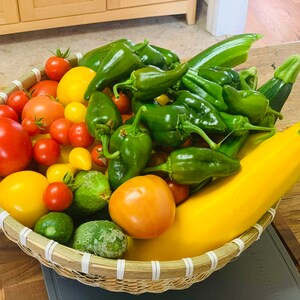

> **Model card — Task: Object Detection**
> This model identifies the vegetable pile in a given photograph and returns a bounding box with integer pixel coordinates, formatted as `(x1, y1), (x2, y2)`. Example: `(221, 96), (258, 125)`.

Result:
(0, 34), (300, 261)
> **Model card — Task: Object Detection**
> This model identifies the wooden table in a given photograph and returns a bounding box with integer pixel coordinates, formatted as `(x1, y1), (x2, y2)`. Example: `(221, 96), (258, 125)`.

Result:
(0, 42), (300, 300)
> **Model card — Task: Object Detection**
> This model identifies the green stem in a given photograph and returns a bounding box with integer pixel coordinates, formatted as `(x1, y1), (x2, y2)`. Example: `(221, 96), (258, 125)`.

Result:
(130, 105), (146, 135)
(113, 77), (136, 98)
(99, 134), (120, 159)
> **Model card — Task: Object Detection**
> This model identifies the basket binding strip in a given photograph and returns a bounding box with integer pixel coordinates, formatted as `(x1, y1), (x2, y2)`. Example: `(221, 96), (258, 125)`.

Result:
(0, 56), (279, 294)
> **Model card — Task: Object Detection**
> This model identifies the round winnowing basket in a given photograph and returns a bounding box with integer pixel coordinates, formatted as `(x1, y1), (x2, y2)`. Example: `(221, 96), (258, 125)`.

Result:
(0, 55), (279, 294)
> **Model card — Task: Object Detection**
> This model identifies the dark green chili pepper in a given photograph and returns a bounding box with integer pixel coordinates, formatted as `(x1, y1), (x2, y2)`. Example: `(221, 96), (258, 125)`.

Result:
(137, 43), (168, 69)
(108, 106), (152, 190)
(85, 91), (122, 159)
(222, 85), (283, 124)
(78, 38), (135, 72)
(140, 104), (220, 149)
(173, 90), (227, 133)
(131, 97), (160, 114)
(84, 40), (148, 100)
(113, 63), (189, 101)
(143, 146), (241, 185)
(150, 44), (180, 68)
(197, 66), (240, 87)
(180, 76), (228, 111)
(219, 111), (275, 137)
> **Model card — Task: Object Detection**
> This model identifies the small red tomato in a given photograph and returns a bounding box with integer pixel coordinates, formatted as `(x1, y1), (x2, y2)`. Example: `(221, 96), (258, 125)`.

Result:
(33, 138), (61, 166)
(91, 144), (108, 167)
(0, 105), (18, 121)
(21, 116), (44, 136)
(68, 122), (94, 148)
(45, 49), (71, 82)
(29, 80), (59, 98)
(165, 178), (190, 205)
(43, 181), (73, 211)
(111, 92), (131, 114)
(49, 118), (73, 145)
(6, 90), (30, 116)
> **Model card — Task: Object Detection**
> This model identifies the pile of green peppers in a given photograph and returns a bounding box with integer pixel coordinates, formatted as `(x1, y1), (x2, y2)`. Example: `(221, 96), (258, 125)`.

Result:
(80, 35), (300, 191)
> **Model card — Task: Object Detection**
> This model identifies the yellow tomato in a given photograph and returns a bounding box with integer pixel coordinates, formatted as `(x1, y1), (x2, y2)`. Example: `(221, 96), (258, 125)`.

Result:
(57, 66), (96, 106)
(64, 102), (87, 123)
(69, 147), (92, 171)
(0, 171), (49, 228)
(46, 163), (76, 183)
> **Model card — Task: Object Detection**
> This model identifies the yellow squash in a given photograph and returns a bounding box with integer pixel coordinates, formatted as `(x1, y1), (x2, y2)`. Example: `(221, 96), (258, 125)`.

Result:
(124, 122), (300, 261)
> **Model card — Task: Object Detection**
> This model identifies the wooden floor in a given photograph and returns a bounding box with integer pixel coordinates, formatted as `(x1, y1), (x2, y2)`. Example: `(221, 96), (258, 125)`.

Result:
(245, 0), (300, 47)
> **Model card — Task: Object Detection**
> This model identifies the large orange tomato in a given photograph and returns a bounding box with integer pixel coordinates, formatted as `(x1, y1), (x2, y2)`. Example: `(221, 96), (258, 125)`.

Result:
(22, 95), (65, 133)
(109, 175), (176, 239)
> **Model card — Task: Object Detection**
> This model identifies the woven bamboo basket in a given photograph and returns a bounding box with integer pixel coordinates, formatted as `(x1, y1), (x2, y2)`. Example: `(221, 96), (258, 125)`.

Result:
(0, 55), (280, 294)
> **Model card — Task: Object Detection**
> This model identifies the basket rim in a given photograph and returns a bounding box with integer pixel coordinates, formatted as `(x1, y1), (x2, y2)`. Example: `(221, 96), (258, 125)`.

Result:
(0, 56), (279, 293)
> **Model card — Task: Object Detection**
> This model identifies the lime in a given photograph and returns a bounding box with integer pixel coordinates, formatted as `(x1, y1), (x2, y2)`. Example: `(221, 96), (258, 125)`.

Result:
(34, 212), (74, 245)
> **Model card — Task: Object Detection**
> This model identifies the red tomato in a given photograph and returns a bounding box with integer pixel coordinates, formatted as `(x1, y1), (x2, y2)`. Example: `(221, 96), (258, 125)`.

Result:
(21, 116), (43, 136)
(91, 144), (108, 167)
(0, 105), (18, 121)
(33, 138), (61, 166)
(111, 92), (131, 114)
(6, 91), (30, 117)
(165, 178), (190, 205)
(29, 80), (58, 98)
(68, 122), (94, 148)
(45, 50), (71, 82)
(21, 95), (65, 133)
(0, 117), (33, 177)
(109, 175), (176, 239)
(43, 182), (73, 211)
(49, 118), (73, 145)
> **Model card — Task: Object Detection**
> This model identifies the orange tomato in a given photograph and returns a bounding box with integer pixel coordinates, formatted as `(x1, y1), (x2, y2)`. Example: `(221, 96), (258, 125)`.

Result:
(109, 174), (176, 239)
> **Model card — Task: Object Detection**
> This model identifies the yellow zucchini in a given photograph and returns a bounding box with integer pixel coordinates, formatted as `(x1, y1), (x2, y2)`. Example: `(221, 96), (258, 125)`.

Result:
(124, 122), (300, 261)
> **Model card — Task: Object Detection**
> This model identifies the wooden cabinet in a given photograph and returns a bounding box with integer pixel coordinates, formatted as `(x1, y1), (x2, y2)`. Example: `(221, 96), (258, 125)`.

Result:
(0, 0), (19, 25)
(0, 0), (197, 35)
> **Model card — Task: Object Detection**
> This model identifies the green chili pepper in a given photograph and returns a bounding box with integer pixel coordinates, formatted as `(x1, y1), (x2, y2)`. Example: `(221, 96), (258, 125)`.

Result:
(222, 85), (283, 124)
(108, 106), (152, 190)
(238, 67), (258, 90)
(143, 146), (240, 185)
(180, 76), (228, 111)
(78, 38), (135, 72)
(137, 43), (168, 69)
(84, 40), (148, 100)
(113, 63), (189, 101)
(140, 104), (220, 149)
(197, 66), (240, 87)
(188, 33), (263, 70)
(131, 97), (160, 114)
(173, 90), (227, 133)
(85, 91), (122, 159)
(150, 44), (180, 68)
(219, 112), (275, 136)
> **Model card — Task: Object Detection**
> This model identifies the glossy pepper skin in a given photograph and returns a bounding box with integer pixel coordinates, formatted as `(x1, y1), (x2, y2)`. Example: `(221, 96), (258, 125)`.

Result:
(140, 104), (220, 149)
(143, 146), (241, 185)
(78, 38), (135, 72)
(113, 63), (189, 101)
(136, 43), (167, 69)
(85, 91), (122, 159)
(222, 85), (283, 124)
(173, 90), (227, 133)
(84, 41), (148, 100)
(108, 106), (152, 190)
(150, 44), (180, 68)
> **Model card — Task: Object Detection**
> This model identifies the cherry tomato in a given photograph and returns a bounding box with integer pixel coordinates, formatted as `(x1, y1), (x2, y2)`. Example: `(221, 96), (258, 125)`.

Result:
(0, 171), (49, 228)
(0, 117), (33, 177)
(29, 80), (59, 98)
(49, 118), (73, 145)
(43, 181), (73, 211)
(33, 138), (61, 166)
(21, 116), (44, 136)
(68, 122), (94, 148)
(22, 95), (65, 133)
(64, 102), (87, 123)
(68, 147), (92, 171)
(6, 91), (30, 117)
(165, 178), (190, 205)
(46, 163), (76, 183)
(91, 144), (108, 167)
(111, 92), (131, 114)
(45, 49), (71, 81)
(121, 114), (132, 124)
(0, 104), (18, 121)
(109, 174), (176, 239)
